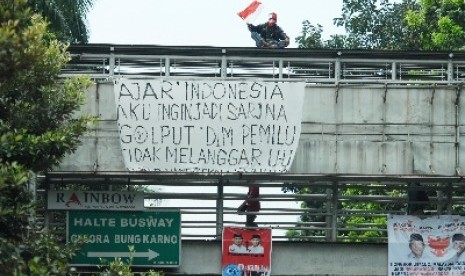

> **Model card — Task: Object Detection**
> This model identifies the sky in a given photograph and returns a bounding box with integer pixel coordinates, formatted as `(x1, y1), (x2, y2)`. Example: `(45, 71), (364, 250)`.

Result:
(87, 0), (345, 48)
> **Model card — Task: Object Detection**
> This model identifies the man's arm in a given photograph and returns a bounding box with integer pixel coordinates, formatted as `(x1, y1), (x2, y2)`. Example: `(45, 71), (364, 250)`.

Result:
(247, 23), (257, 32)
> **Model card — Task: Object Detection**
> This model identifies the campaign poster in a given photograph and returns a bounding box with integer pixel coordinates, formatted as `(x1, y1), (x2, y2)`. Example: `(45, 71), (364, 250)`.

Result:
(388, 215), (465, 275)
(222, 227), (272, 276)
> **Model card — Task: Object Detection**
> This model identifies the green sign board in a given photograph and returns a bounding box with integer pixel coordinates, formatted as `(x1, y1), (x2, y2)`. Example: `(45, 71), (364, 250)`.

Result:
(67, 210), (181, 267)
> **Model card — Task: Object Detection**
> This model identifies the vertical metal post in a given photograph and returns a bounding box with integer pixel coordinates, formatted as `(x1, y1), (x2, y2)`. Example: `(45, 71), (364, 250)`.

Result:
(391, 62), (397, 81)
(221, 49), (227, 78)
(287, 61), (291, 78)
(109, 46), (115, 76)
(216, 178), (224, 240)
(278, 59), (283, 79)
(329, 181), (339, 242)
(272, 61), (276, 78)
(325, 186), (332, 241)
(399, 63), (402, 81)
(165, 57), (171, 77)
(456, 85), (461, 176)
(93, 83), (100, 172)
(334, 51), (342, 82)
(448, 54), (454, 82)
(335, 58), (341, 82)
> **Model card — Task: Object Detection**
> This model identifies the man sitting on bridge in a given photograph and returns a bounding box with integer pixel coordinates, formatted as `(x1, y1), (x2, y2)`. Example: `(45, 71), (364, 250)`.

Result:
(247, 12), (290, 48)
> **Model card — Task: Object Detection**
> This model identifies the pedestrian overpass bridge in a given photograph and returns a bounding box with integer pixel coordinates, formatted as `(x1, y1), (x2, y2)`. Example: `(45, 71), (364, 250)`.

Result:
(47, 44), (465, 275)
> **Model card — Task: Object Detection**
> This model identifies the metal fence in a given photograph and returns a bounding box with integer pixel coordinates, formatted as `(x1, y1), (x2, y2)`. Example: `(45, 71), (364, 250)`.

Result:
(42, 172), (465, 243)
(62, 44), (465, 83)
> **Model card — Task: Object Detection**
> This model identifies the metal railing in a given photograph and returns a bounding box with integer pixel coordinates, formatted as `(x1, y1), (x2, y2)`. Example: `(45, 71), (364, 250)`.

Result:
(42, 172), (465, 243)
(62, 44), (465, 84)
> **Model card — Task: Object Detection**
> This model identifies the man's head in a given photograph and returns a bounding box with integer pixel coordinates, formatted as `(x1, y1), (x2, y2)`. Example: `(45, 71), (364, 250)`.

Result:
(267, 12), (277, 27)
(452, 233), (465, 255)
(233, 233), (243, 245)
(409, 233), (425, 258)
(251, 234), (261, 246)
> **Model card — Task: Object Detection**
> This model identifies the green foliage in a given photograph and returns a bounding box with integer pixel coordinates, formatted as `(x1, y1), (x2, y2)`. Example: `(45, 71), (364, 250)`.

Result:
(284, 183), (405, 242)
(338, 186), (391, 242)
(295, 20), (325, 48)
(0, 162), (31, 274)
(285, 229), (302, 240)
(0, 0), (95, 172)
(336, 0), (380, 49)
(22, 232), (83, 276)
(404, 0), (465, 50)
(100, 257), (134, 276)
(97, 246), (164, 276)
(331, 0), (421, 50)
(0, 0), (95, 274)
(297, 0), (415, 49)
(297, 0), (465, 51)
(0, 161), (31, 241)
(0, 162), (85, 275)
(28, 0), (94, 43)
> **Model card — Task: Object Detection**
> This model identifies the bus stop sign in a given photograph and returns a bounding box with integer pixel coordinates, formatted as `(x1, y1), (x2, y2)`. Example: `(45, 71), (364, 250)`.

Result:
(67, 210), (181, 267)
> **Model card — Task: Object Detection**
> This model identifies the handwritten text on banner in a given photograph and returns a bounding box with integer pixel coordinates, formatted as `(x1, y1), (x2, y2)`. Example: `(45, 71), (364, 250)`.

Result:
(114, 79), (305, 172)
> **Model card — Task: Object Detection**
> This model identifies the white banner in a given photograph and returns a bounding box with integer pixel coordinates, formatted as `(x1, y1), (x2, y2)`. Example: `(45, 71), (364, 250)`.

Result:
(48, 191), (144, 210)
(114, 78), (305, 172)
(388, 215), (465, 275)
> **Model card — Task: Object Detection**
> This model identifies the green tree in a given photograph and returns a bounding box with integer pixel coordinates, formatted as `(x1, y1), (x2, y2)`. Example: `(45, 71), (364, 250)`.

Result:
(405, 0), (465, 50)
(297, 0), (421, 50)
(0, 0), (94, 274)
(298, 0), (465, 51)
(28, 0), (94, 43)
(295, 20), (325, 48)
(337, 185), (403, 242)
(335, 0), (380, 49)
(295, 20), (347, 49)
(333, 0), (419, 49)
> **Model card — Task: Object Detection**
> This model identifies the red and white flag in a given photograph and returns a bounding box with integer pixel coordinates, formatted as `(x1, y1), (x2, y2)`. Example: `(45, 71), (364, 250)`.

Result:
(237, 0), (263, 23)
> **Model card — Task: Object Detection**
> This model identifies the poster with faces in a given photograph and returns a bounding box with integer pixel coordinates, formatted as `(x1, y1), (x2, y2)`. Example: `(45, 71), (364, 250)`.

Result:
(388, 215), (465, 275)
